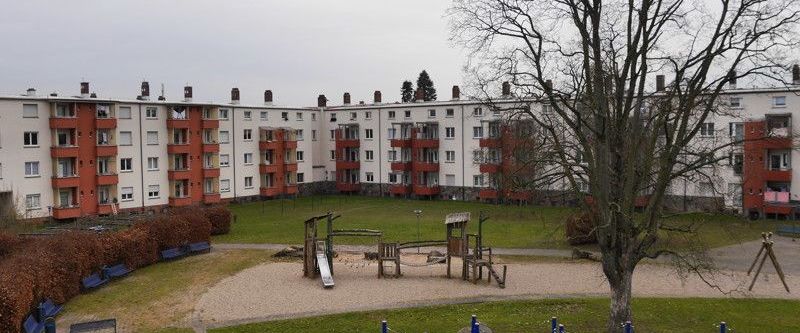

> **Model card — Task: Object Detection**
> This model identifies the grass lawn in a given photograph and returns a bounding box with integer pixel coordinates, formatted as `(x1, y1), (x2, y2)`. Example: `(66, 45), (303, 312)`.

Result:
(215, 195), (782, 249)
(210, 297), (800, 333)
(56, 249), (274, 333)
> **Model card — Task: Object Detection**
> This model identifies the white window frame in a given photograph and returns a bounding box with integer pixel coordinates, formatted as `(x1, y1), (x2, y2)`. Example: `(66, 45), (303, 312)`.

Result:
(244, 176), (254, 189)
(220, 154), (230, 167)
(220, 179), (231, 192)
(243, 129), (253, 141)
(146, 131), (159, 145)
(145, 107), (158, 119)
(24, 161), (40, 177)
(121, 187), (134, 201)
(23, 131), (39, 147)
(120, 158), (133, 172)
(26, 194), (41, 210)
(147, 157), (159, 171)
(23, 104), (39, 118)
(148, 185), (160, 199)
(244, 153), (253, 165)
(445, 151), (456, 162)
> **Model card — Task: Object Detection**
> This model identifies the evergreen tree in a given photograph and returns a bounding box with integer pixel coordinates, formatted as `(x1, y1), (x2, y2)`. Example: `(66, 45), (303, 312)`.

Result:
(416, 70), (437, 101)
(401, 81), (414, 102)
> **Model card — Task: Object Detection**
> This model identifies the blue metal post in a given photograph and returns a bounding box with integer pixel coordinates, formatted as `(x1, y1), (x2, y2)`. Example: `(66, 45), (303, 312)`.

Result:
(558, 324), (565, 333)
(719, 322), (727, 333)
(624, 321), (633, 333)
(551, 317), (558, 333)
(381, 320), (387, 333)
(472, 321), (480, 333)
(471, 314), (477, 328)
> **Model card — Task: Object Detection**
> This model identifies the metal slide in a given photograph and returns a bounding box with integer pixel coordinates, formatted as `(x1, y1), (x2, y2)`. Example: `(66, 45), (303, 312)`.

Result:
(316, 241), (335, 288)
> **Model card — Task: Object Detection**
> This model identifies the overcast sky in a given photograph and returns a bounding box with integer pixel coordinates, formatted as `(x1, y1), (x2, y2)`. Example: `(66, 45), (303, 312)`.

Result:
(0, 1), (466, 106)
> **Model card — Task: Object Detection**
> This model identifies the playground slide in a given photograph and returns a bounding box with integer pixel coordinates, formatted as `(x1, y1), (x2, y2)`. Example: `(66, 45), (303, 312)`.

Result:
(316, 251), (335, 288)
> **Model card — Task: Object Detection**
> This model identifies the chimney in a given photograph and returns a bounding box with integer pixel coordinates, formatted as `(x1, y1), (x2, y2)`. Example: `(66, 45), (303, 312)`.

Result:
(373, 90), (382, 104)
(793, 64), (800, 85)
(50, 92), (58, 97)
(158, 95), (166, 101)
(502, 81), (511, 97)
(90, 92), (97, 98)
(728, 70), (737, 89)
(140, 81), (150, 100)
(544, 80), (553, 93)
(184, 86), (193, 102)
(80, 82), (90, 98)
(414, 87), (424, 102)
(343, 92), (351, 105)
(359, 101), (365, 105)
(452, 85), (460, 100)
(656, 75), (665, 92)
(231, 88), (240, 105)
(264, 90), (273, 106)
(317, 94), (327, 107)
(26, 88), (36, 97)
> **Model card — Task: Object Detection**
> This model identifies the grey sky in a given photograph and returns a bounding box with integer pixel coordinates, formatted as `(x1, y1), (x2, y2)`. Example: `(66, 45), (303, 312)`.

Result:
(0, 1), (465, 106)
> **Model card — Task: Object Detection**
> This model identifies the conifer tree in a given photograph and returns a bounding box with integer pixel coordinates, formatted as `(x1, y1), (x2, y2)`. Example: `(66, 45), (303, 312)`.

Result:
(416, 70), (437, 101)
(401, 81), (414, 102)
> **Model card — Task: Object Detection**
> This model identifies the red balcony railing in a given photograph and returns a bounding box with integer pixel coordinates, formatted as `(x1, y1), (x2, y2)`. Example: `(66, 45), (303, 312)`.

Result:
(52, 206), (81, 219)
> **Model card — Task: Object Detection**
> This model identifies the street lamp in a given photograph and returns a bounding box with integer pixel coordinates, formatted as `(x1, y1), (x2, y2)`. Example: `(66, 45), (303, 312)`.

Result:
(413, 209), (423, 254)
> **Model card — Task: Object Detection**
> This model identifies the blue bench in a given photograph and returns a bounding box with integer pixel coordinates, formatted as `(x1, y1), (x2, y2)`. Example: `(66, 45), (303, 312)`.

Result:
(161, 247), (186, 261)
(777, 225), (800, 237)
(23, 314), (44, 333)
(81, 273), (109, 290)
(103, 263), (131, 279)
(38, 298), (62, 318)
(187, 241), (211, 254)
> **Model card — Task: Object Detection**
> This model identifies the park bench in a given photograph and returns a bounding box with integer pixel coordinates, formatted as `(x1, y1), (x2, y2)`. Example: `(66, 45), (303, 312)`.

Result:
(776, 225), (800, 237)
(23, 314), (44, 333)
(187, 241), (211, 254)
(38, 298), (63, 318)
(81, 273), (109, 290)
(70, 319), (117, 333)
(103, 264), (131, 279)
(160, 247), (186, 261)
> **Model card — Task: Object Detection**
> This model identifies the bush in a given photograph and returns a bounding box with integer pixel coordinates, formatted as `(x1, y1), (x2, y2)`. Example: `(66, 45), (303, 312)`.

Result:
(565, 211), (598, 245)
(204, 205), (231, 235)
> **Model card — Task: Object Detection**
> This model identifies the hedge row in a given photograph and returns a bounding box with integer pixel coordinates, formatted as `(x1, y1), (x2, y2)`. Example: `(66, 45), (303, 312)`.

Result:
(0, 205), (230, 333)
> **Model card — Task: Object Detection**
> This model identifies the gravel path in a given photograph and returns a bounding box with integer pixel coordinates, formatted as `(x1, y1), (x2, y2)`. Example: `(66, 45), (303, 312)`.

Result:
(214, 243), (582, 258)
(193, 254), (799, 330)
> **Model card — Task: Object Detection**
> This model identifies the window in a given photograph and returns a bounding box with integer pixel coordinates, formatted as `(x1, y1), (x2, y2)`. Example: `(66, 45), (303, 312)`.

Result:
(700, 123), (715, 137)
(330, 113), (337, 122)
(220, 179), (231, 192)
(296, 130), (304, 141)
(730, 97), (742, 108)
(773, 96), (786, 107)
(219, 109), (229, 120)
(446, 109), (454, 117)
(445, 127), (455, 138)
(445, 151), (455, 162)
(365, 150), (374, 161)
(472, 126), (484, 138)
(243, 129), (252, 141)
(244, 176), (254, 188)
(23, 132), (38, 147)
(312, 113), (317, 121)
(330, 130), (336, 140)
(120, 158), (133, 172)
(446, 174), (455, 186)
(729, 122), (744, 142)
(312, 130), (318, 141)
(147, 157), (159, 170)
(330, 150), (336, 160)
(24, 161), (39, 177)
(350, 112), (357, 120)
(365, 129), (374, 139)
(119, 131), (132, 145)
(243, 110), (252, 120)
(244, 153), (253, 165)
(146, 131), (159, 145)
(204, 179), (214, 194)
(387, 128), (396, 139)
(366, 172), (374, 182)
(404, 110), (411, 118)
(389, 173), (398, 183)
(388, 111), (396, 119)
(473, 175), (484, 186)
(730, 153), (743, 175)
(388, 150), (397, 161)
(220, 131), (230, 143)
(428, 109), (436, 118)
(297, 173), (305, 183)
(22, 104), (38, 118)
(296, 112), (303, 120)
(25, 194), (41, 210)
(148, 185), (160, 199)
(472, 150), (484, 163)
(145, 107), (158, 119)
(365, 111), (372, 119)
(220, 154), (230, 167)
(473, 107), (483, 117)
(121, 187), (134, 201)
(542, 104), (553, 115)
(55, 104), (72, 117)
(297, 151), (305, 161)
(260, 111), (268, 120)
(119, 106), (132, 119)
(282, 112), (289, 121)
(698, 182), (714, 196)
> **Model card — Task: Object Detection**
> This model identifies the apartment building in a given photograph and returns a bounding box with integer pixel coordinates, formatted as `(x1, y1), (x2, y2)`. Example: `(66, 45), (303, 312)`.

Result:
(1, 67), (799, 221)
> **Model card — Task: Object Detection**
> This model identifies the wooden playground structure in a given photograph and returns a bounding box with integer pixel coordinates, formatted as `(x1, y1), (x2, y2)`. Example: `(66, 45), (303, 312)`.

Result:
(303, 211), (507, 289)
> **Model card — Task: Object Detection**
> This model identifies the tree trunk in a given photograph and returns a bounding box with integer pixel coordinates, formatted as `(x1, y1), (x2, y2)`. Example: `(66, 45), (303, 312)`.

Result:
(607, 269), (633, 333)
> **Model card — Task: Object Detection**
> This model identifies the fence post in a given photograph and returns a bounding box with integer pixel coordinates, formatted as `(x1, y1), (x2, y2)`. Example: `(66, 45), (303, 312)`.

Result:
(381, 320), (387, 333)
(471, 314), (477, 328)
(623, 321), (633, 333)
(551, 317), (558, 333)
(472, 321), (480, 333)
(719, 322), (727, 333)
(558, 324), (565, 333)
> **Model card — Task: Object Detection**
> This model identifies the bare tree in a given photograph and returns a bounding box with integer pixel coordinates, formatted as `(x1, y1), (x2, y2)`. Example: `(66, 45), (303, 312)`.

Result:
(449, 0), (800, 330)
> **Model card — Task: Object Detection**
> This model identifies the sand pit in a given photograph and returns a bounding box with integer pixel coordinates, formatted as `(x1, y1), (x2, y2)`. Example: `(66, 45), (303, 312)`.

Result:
(194, 253), (800, 329)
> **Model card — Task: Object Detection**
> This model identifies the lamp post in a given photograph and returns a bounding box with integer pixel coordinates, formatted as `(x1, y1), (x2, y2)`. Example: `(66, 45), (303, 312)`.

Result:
(413, 209), (423, 254)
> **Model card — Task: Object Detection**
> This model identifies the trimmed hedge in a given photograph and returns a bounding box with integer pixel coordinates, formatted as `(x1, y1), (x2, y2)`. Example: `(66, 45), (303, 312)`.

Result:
(0, 205), (228, 333)
(565, 211), (598, 245)
(204, 205), (231, 235)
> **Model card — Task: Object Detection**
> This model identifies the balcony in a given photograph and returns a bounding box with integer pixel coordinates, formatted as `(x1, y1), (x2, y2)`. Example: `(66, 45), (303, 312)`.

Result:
(764, 169), (792, 182)
(285, 163), (298, 172)
(479, 137), (502, 148)
(764, 191), (790, 203)
(412, 138), (439, 148)
(97, 204), (117, 215)
(259, 141), (282, 150)
(336, 160), (360, 170)
(391, 161), (412, 171)
(51, 176), (80, 188)
(285, 141), (298, 149)
(95, 118), (117, 129)
(203, 168), (220, 178)
(167, 144), (191, 154)
(412, 161), (439, 172)
(286, 185), (299, 195)
(203, 193), (221, 204)
(96, 174), (119, 185)
(260, 163), (280, 174)
(478, 188), (499, 200)
(169, 196), (193, 207)
(49, 117), (78, 129)
(202, 119), (219, 129)
(168, 169), (191, 180)
(413, 185), (440, 196)
(479, 162), (501, 174)
(336, 182), (361, 192)
(96, 145), (118, 157)
(52, 206), (81, 219)
(389, 184), (412, 195)
(202, 143), (220, 153)
(390, 138), (412, 148)
(260, 187), (283, 197)
(335, 139), (360, 149)
(167, 119), (190, 129)
(51, 146), (79, 158)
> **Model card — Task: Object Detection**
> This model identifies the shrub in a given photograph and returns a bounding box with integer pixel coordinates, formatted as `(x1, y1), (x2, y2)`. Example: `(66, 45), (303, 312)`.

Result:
(204, 205), (231, 235)
(565, 211), (598, 245)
